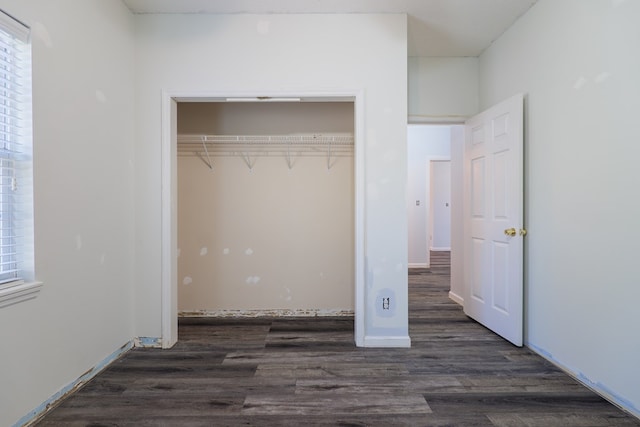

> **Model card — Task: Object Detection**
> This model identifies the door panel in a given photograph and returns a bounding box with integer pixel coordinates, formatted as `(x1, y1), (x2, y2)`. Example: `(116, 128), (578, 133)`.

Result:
(464, 94), (524, 347)
(471, 238), (485, 301)
(471, 158), (485, 216)
(492, 242), (509, 312)
(493, 151), (508, 218)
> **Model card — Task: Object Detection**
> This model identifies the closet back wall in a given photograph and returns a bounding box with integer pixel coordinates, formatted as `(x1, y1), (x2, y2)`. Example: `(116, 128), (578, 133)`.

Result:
(179, 102), (354, 135)
(177, 102), (355, 314)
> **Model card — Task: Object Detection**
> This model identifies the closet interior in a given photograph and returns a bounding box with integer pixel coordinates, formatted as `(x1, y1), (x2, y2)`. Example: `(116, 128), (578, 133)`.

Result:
(177, 101), (355, 315)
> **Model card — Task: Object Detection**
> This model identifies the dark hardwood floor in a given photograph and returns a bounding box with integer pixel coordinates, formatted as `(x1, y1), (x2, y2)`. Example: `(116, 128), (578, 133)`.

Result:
(428, 250), (451, 268)
(35, 263), (639, 426)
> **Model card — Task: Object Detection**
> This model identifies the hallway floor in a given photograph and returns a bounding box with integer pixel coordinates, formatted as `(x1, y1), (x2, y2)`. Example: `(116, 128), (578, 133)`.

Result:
(35, 265), (639, 426)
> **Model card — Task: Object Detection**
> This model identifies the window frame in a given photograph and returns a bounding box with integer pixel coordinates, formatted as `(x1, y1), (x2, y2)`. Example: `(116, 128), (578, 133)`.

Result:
(0, 9), (40, 308)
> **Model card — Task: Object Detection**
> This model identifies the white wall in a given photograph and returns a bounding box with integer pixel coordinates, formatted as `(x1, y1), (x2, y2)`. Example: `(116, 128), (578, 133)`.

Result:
(407, 125), (450, 266)
(408, 57), (479, 122)
(0, 1), (136, 426)
(134, 15), (408, 342)
(480, 0), (640, 416)
(430, 161), (451, 250)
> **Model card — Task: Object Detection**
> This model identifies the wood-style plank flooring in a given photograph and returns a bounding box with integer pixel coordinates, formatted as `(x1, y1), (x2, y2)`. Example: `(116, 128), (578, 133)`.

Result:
(429, 250), (451, 268)
(35, 262), (639, 426)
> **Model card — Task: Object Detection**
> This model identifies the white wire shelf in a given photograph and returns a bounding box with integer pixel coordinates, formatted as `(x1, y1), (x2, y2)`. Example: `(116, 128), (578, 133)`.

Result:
(177, 134), (354, 170)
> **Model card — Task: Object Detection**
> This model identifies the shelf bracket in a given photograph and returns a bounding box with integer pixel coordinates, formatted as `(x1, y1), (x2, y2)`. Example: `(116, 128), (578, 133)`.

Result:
(241, 151), (256, 172)
(286, 141), (294, 170)
(197, 136), (213, 169)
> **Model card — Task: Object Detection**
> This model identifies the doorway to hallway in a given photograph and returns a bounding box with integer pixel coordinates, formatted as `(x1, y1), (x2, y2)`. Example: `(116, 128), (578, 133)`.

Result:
(407, 123), (464, 307)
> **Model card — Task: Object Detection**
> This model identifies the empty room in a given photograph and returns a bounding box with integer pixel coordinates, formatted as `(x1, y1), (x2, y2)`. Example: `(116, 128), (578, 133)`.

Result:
(1, 0), (639, 426)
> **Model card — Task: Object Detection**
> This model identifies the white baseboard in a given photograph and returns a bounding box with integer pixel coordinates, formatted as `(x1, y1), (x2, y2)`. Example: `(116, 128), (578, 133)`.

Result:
(18, 340), (134, 427)
(179, 308), (354, 318)
(448, 291), (464, 306)
(363, 335), (411, 348)
(430, 247), (451, 252)
(408, 263), (428, 268)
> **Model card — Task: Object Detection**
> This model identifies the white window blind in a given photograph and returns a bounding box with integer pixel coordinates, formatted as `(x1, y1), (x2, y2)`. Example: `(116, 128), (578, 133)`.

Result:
(0, 10), (31, 289)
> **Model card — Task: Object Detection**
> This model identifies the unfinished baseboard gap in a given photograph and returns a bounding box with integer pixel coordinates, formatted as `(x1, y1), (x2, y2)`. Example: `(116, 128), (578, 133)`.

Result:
(526, 342), (640, 420)
(17, 340), (134, 427)
(134, 336), (163, 348)
(179, 308), (354, 318)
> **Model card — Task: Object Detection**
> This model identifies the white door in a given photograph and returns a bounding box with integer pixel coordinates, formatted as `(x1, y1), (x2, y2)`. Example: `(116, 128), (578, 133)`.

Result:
(463, 94), (524, 346)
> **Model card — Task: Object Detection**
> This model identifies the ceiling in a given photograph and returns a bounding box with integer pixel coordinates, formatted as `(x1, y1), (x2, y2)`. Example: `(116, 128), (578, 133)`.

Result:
(122, 0), (538, 57)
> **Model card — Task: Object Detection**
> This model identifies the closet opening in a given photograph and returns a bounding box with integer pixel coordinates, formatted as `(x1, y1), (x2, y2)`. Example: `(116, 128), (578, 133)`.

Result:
(162, 95), (363, 347)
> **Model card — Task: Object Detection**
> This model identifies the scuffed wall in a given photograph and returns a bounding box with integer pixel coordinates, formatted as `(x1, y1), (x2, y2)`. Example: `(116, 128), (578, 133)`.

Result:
(480, 0), (640, 416)
(0, 1), (136, 426)
(134, 14), (408, 343)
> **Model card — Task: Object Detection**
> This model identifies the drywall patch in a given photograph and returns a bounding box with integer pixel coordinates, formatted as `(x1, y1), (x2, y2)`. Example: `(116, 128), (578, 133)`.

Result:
(594, 72), (611, 84)
(245, 276), (261, 285)
(257, 20), (270, 35)
(245, 248), (254, 256)
(95, 90), (107, 104)
(32, 22), (53, 48)
(223, 248), (230, 255)
(183, 276), (193, 285)
(75, 235), (83, 250)
(281, 287), (292, 302)
(573, 76), (588, 90)
(527, 343), (554, 360)
(200, 247), (208, 256)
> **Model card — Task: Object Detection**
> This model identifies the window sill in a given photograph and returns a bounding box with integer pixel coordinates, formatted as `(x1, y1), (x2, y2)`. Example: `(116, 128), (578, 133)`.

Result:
(0, 281), (43, 308)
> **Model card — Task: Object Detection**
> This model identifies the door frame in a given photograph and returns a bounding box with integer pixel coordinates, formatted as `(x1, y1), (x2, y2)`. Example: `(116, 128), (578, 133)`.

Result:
(405, 122), (464, 304)
(160, 90), (366, 348)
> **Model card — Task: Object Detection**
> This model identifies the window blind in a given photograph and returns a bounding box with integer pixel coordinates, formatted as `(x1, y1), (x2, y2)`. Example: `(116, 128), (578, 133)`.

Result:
(0, 10), (30, 287)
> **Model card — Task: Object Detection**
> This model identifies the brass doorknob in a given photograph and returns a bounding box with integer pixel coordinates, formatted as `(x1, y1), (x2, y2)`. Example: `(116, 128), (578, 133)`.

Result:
(520, 228), (528, 237)
(504, 228), (517, 237)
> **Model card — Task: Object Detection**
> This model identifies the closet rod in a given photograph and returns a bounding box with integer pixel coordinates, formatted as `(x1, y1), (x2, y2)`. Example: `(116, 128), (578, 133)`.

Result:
(178, 134), (354, 146)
